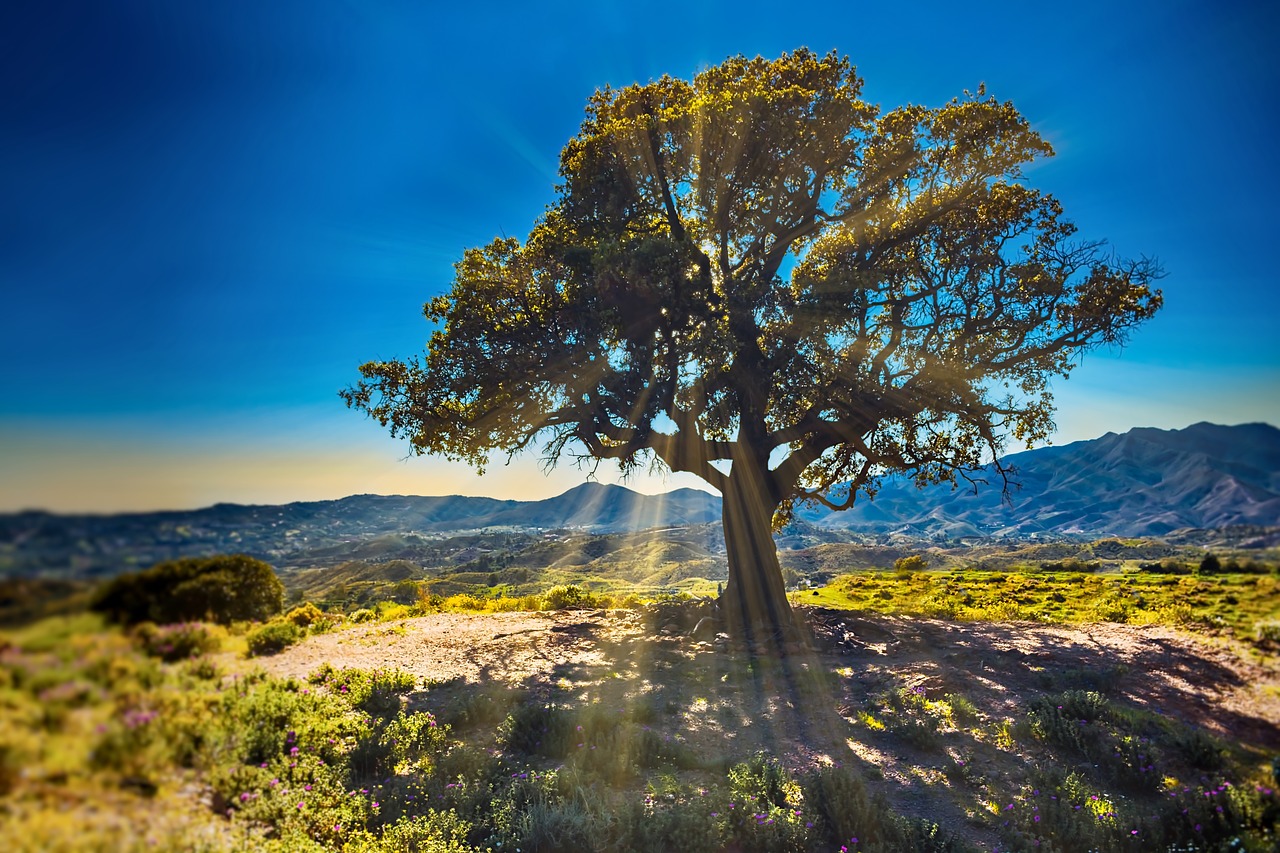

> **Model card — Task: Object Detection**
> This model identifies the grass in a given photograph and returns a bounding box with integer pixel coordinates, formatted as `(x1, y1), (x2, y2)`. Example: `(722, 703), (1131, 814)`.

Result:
(800, 568), (1280, 637)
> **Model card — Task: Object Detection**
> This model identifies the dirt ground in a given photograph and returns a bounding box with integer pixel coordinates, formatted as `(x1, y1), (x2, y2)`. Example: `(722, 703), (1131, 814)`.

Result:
(254, 607), (1280, 755)
(247, 607), (1280, 850)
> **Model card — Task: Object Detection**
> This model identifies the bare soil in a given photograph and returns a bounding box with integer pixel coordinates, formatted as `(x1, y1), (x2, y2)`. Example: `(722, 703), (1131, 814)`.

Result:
(255, 606), (1279, 754)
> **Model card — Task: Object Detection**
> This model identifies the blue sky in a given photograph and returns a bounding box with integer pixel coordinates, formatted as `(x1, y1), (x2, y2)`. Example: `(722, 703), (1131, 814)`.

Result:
(2, 0), (1277, 512)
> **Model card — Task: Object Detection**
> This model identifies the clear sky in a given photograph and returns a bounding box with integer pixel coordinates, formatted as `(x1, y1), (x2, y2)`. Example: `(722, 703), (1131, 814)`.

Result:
(2, 0), (1277, 513)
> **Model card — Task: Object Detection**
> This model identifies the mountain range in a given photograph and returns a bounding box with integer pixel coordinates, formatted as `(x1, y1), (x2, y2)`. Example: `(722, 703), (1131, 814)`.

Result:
(794, 422), (1280, 538)
(2, 422), (1277, 578)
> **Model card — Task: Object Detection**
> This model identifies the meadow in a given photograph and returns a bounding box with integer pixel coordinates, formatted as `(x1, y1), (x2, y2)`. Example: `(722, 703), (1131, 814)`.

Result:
(1, 563), (1277, 852)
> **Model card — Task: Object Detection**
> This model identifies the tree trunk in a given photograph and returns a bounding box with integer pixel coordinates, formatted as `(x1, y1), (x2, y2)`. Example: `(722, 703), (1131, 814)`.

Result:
(719, 464), (796, 654)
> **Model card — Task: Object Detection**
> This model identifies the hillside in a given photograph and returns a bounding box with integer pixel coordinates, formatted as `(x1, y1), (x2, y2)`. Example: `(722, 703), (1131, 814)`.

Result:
(794, 421), (1280, 538)
(2, 423), (1278, 580)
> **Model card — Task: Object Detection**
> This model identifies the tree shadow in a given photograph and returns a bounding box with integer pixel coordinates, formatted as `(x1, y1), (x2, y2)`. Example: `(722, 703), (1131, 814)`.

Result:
(386, 605), (1276, 853)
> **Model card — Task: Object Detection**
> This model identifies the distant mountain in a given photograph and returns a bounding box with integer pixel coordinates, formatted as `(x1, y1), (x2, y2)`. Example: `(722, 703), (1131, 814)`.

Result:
(2, 423), (1276, 578)
(0, 483), (720, 577)
(471, 482), (720, 530)
(794, 422), (1280, 538)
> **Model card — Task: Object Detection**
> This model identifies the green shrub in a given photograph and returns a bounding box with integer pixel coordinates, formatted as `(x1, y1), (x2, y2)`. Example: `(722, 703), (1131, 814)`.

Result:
(131, 621), (220, 662)
(801, 765), (873, 847)
(612, 798), (723, 853)
(728, 752), (793, 810)
(344, 811), (478, 853)
(246, 620), (302, 656)
(1254, 619), (1280, 647)
(308, 664), (417, 717)
(91, 554), (284, 626)
(542, 584), (598, 610)
(284, 602), (327, 628)
(499, 701), (575, 756)
(893, 555), (929, 575)
(349, 607), (377, 623)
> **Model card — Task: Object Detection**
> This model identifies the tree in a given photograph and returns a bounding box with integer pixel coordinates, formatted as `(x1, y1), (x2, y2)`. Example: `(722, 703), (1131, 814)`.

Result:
(91, 554), (284, 626)
(343, 50), (1161, 651)
(893, 555), (929, 575)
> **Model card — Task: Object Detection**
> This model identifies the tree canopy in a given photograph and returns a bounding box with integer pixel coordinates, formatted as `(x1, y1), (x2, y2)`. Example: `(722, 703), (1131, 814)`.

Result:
(344, 50), (1161, 648)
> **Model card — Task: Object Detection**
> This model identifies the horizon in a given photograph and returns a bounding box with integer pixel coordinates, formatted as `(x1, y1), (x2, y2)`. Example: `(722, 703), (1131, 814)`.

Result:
(3, 2), (1278, 514)
(6, 419), (1275, 516)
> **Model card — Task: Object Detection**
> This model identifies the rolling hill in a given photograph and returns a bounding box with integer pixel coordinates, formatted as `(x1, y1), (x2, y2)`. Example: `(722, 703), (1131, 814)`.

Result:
(2, 422), (1277, 579)
(795, 422), (1280, 538)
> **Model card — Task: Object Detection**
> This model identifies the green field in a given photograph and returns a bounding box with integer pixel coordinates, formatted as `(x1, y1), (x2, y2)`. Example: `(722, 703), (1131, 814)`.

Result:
(801, 568), (1280, 640)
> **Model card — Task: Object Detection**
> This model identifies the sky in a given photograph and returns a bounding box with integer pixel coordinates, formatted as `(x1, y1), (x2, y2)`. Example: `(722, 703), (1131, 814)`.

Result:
(1, 0), (1277, 513)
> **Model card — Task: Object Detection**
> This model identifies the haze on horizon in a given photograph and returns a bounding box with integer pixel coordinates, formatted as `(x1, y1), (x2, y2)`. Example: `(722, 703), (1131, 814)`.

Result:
(2, 1), (1278, 514)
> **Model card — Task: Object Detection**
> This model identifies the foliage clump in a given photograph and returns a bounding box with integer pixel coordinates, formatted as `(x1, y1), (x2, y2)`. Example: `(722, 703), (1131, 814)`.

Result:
(130, 621), (221, 662)
(91, 554), (284, 626)
(245, 619), (302, 656)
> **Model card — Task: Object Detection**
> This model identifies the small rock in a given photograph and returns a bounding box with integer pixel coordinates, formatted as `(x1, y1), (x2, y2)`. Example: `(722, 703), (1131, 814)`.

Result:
(690, 616), (722, 641)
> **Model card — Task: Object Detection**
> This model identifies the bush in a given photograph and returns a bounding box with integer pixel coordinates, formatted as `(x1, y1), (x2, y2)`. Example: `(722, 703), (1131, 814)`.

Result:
(246, 620), (302, 656)
(91, 554), (284, 626)
(343, 811), (477, 853)
(893, 555), (929, 575)
(284, 602), (327, 628)
(1254, 619), (1280, 647)
(349, 608), (377, 623)
(309, 664), (418, 717)
(131, 622), (220, 662)
(542, 585), (599, 610)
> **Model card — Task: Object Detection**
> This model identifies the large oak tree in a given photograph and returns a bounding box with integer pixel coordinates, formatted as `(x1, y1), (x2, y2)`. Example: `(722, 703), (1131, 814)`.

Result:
(343, 50), (1161, 650)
